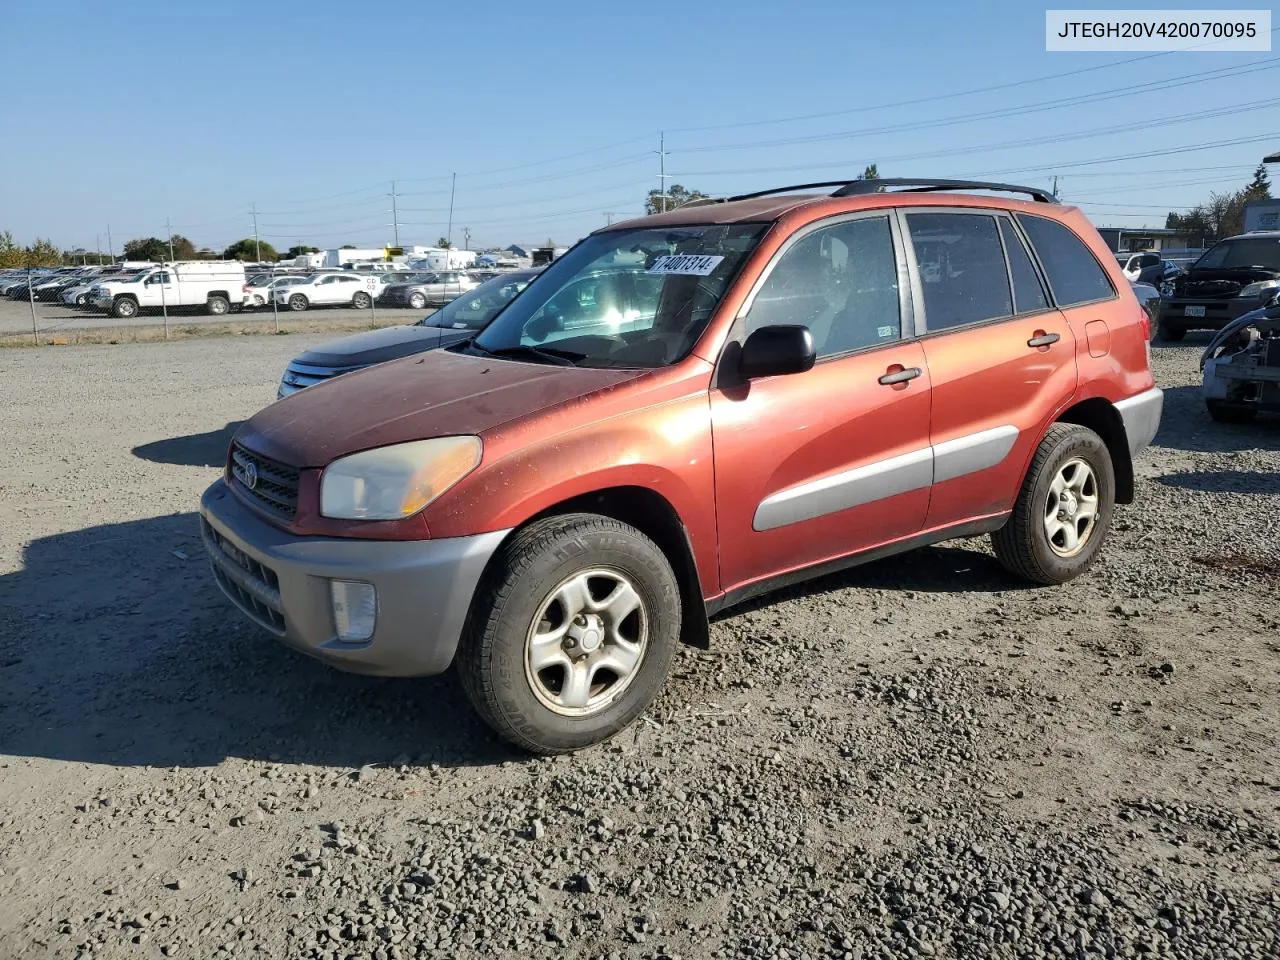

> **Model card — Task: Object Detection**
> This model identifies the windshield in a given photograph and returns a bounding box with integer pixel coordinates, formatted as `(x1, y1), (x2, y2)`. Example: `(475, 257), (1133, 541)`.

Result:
(1193, 237), (1280, 271)
(471, 224), (768, 367)
(420, 272), (537, 330)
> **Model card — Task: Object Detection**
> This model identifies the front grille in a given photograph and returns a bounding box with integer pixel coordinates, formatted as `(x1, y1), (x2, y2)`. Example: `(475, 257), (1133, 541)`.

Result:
(230, 443), (299, 521)
(1180, 280), (1242, 300)
(200, 518), (285, 633)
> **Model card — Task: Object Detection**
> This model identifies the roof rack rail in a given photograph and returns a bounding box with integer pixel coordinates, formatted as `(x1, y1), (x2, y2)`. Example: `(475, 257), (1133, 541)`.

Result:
(834, 178), (1056, 202)
(722, 178), (1056, 204)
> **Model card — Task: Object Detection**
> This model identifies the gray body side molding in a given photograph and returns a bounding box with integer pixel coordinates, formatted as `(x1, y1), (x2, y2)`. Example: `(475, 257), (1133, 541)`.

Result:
(753, 424), (1020, 532)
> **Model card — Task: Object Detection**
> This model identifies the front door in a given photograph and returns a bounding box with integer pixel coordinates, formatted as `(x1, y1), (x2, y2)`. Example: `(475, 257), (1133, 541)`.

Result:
(899, 209), (1079, 529)
(141, 269), (175, 308)
(710, 212), (933, 593)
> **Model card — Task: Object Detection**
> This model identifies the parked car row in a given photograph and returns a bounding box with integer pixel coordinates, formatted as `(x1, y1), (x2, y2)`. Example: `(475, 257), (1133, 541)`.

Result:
(240, 268), (485, 312)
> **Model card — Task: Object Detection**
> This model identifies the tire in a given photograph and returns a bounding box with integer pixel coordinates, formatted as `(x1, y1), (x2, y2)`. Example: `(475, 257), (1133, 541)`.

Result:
(288, 294), (308, 312)
(1157, 320), (1186, 342)
(75, 294), (88, 306)
(409, 292), (426, 310)
(111, 297), (138, 319)
(1206, 401), (1257, 424)
(352, 291), (372, 310)
(207, 295), (230, 316)
(457, 513), (681, 755)
(991, 423), (1116, 586)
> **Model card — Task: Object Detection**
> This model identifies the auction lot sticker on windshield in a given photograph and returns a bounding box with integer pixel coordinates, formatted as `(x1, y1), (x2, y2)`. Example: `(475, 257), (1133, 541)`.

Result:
(647, 255), (725, 276)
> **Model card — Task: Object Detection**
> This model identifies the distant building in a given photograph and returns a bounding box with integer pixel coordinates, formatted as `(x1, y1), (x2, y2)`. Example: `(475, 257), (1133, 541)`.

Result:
(1096, 227), (1198, 253)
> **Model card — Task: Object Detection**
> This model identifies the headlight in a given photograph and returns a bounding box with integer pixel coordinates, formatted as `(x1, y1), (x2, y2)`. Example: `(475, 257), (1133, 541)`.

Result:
(1237, 279), (1279, 298)
(320, 436), (482, 520)
(1159, 281), (1174, 297)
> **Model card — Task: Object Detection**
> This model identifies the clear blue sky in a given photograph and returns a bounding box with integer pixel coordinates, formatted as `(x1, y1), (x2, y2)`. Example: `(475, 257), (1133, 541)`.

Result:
(0, 0), (1275, 253)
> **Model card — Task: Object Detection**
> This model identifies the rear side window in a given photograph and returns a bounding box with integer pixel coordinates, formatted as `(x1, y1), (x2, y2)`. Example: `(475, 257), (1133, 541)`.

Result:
(907, 212), (1012, 331)
(999, 219), (1049, 314)
(1016, 214), (1115, 307)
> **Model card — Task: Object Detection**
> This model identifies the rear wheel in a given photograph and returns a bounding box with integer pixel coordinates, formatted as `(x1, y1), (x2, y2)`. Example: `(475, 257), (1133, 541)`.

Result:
(288, 294), (308, 312)
(111, 297), (138, 319)
(457, 514), (681, 754)
(352, 291), (372, 310)
(992, 423), (1115, 585)
(409, 291), (426, 310)
(207, 295), (230, 316)
(1206, 400), (1257, 424)
(1157, 319), (1186, 342)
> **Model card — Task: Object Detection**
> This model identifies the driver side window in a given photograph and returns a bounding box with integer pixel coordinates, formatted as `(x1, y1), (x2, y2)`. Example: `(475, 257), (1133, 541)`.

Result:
(745, 216), (901, 359)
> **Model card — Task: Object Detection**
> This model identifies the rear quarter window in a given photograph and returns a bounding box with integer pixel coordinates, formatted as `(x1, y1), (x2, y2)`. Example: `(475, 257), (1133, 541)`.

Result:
(1016, 214), (1115, 307)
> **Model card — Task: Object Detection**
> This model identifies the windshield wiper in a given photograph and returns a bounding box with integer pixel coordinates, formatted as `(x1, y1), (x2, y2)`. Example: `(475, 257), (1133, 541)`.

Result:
(470, 343), (585, 366)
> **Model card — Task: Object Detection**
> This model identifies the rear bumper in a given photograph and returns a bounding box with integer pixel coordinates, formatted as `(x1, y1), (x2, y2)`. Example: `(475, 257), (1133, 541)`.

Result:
(199, 480), (509, 676)
(1114, 387), (1163, 456)
(1158, 298), (1267, 332)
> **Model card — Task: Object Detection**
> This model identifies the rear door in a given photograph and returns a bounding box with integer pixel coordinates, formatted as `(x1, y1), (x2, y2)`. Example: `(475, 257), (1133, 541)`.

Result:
(899, 209), (1078, 529)
(710, 212), (932, 592)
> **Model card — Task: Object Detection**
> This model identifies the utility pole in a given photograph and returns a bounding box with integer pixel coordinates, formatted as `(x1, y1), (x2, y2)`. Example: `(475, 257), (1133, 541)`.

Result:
(389, 181), (400, 247)
(107, 223), (114, 263)
(655, 132), (671, 212)
(446, 172), (456, 248)
(166, 217), (175, 262)
(1051, 175), (1059, 199)
(603, 211), (620, 226)
(462, 226), (471, 250)
(251, 203), (261, 261)
(96, 234), (103, 265)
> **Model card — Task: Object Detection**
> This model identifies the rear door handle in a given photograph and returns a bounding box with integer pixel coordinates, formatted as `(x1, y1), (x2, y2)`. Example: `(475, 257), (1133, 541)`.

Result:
(878, 366), (922, 385)
(1027, 332), (1061, 347)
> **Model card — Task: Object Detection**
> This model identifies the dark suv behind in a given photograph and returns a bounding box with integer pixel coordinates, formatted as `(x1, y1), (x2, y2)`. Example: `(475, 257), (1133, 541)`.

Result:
(1157, 232), (1280, 340)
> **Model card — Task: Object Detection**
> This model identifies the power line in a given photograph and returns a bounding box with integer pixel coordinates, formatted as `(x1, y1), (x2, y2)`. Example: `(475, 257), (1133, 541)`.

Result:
(663, 29), (1280, 135)
(674, 58), (1280, 156)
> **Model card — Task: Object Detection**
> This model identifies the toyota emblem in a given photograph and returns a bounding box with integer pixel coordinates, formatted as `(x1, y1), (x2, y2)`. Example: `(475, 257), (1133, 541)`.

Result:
(242, 461), (258, 490)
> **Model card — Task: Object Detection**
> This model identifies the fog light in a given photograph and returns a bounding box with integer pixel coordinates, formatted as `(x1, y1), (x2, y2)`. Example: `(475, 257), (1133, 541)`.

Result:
(330, 580), (377, 642)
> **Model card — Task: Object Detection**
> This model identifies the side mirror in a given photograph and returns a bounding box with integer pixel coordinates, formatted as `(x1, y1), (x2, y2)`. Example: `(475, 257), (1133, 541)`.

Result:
(739, 325), (816, 379)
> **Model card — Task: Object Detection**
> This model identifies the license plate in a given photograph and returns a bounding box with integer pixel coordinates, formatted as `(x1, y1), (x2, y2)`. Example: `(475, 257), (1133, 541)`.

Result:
(1184, 305), (1206, 317)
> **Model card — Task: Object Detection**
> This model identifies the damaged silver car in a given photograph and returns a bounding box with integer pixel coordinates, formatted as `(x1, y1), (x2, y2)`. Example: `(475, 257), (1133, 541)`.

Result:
(1200, 295), (1280, 423)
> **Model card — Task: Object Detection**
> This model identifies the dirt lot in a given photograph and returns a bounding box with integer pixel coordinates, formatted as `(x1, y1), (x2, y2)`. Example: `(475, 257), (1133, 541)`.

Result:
(0, 335), (1277, 959)
(0, 297), (425, 344)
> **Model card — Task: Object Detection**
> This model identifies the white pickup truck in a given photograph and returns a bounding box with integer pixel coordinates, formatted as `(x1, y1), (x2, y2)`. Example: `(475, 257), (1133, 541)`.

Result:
(90, 262), (247, 318)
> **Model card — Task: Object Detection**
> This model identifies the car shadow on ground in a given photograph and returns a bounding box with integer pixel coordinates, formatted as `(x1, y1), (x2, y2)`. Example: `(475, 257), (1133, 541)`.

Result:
(715, 541), (1030, 621)
(1153, 385), (1280, 454)
(1157, 469), (1280, 495)
(132, 423), (244, 468)
(0, 513), (516, 771)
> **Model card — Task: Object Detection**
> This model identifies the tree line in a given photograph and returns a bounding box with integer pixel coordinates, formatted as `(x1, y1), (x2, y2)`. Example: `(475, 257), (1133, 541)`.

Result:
(1165, 164), (1272, 245)
(0, 230), (328, 269)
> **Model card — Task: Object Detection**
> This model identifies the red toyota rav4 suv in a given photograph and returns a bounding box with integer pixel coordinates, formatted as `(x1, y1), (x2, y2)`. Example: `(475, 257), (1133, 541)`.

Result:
(200, 178), (1163, 754)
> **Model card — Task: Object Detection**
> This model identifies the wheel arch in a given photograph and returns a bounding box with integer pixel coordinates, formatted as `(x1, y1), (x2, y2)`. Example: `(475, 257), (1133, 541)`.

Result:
(1053, 397), (1133, 504)
(478, 485), (709, 650)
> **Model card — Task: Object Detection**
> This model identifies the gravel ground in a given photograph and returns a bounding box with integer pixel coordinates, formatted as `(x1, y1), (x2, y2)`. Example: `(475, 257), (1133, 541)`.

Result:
(0, 334), (1277, 960)
(0, 297), (424, 337)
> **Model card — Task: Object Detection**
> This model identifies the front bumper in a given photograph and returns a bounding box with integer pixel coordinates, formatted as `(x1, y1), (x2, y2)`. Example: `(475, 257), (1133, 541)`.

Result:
(1158, 297), (1268, 332)
(199, 480), (509, 676)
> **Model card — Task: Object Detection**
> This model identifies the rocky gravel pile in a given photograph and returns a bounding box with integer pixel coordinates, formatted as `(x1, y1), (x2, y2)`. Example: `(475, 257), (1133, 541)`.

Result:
(0, 337), (1277, 959)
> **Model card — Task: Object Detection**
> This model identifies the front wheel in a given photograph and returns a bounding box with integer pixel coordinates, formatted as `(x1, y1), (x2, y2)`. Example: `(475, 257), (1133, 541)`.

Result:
(112, 297), (138, 319)
(288, 294), (308, 312)
(457, 514), (681, 754)
(991, 423), (1115, 585)
(352, 291), (372, 309)
(408, 292), (426, 310)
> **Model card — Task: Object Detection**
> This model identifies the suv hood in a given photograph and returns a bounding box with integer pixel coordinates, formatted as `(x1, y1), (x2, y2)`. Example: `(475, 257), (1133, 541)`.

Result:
(1172, 265), (1278, 293)
(236, 349), (646, 467)
(294, 324), (467, 367)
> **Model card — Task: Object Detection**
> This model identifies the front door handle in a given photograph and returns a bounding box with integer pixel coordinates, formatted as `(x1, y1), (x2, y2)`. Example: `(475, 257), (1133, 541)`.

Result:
(878, 366), (922, 385)
(1028, 332), (1061, 348)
